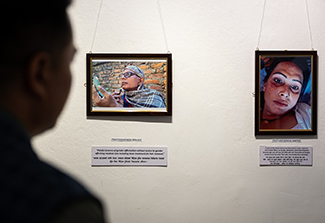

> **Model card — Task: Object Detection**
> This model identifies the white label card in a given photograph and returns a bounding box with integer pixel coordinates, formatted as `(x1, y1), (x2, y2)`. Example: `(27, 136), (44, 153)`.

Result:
(260, 146), (312, 166)
(92, 146), (167, 166)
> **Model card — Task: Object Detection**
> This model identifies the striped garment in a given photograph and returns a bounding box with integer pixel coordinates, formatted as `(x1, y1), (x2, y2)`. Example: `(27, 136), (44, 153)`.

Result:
(124, 89), (166, 108)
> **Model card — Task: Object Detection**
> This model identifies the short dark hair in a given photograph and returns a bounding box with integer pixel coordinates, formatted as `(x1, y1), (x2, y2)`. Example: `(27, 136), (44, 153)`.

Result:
(0, 0), (72, 87)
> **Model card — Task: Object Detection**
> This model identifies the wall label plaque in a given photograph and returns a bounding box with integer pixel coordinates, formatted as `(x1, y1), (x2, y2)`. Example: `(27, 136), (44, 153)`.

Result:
(260, 146), (312, 166)
(92, 146), (167, 167)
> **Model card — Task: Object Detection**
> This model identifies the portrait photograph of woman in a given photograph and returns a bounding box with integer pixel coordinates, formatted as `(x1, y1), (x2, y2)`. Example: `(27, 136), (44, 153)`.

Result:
(255, 51), (317, 135)
(86, 53), (172, 116)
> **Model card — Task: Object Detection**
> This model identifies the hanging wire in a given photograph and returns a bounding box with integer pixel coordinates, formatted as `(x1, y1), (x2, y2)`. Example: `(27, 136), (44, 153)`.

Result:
(256, 0), (267, 50)
(157, 0), (170, 53)
(90, 0), (104, 53)
(257, 0), (314, 51)
(305, 0), (314, 50)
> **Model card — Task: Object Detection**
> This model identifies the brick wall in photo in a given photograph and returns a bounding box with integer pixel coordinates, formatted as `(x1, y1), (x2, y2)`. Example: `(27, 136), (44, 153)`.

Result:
(92, 61), (167, 98)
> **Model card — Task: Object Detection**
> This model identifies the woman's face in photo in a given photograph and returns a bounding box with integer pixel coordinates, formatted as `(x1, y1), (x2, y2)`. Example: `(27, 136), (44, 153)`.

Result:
(263, 61), (303, 119)
(120, 69), (143, 91)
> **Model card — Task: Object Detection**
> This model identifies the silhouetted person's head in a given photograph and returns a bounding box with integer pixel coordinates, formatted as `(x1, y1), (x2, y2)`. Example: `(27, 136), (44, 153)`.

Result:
(0, 0), (76, 136)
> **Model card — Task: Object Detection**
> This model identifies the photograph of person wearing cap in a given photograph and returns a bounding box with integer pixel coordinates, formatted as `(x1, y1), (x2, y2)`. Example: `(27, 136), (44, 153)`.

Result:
(259, 56), (313, 130)
(92, 65), (166, 108)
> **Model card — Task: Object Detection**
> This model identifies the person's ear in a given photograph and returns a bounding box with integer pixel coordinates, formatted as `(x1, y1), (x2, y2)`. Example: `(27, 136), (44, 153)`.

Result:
(26, 52), (52, 99)
(263, 84), (266, 92)
(138, 77), (144, 86)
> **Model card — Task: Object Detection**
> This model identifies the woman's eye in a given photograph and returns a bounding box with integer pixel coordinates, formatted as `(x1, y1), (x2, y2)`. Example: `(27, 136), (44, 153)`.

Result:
(273, 78), (282, 84)
(291, 85), (300, 92)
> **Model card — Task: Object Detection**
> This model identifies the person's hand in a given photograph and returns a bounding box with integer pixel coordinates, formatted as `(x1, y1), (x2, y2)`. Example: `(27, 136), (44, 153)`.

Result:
(112, 90), (123, 107)
(92, 85), (118, 107)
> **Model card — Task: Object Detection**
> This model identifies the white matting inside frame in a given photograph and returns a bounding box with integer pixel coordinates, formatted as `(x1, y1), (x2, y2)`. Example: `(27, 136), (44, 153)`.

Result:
(92, 146), (167, 166)
(260, 146), (312, 166)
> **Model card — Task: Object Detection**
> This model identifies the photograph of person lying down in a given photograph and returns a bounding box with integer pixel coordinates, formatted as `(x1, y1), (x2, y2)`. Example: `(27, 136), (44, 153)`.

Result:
(255, 51), (317, 135)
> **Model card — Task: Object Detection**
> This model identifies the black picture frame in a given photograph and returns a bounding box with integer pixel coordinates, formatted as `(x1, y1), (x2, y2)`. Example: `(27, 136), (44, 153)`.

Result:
(86, 53), (172, 116)
(255, 50), (317, 135)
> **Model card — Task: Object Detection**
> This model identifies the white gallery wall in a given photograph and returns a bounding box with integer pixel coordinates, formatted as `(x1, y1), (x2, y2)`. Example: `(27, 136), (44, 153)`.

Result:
(33, 0), (325, 222)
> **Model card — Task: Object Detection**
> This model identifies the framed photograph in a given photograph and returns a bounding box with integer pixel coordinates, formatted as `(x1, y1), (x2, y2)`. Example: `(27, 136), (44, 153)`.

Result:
(255, 50), (317, 135)
(86, 53), (172, 116)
